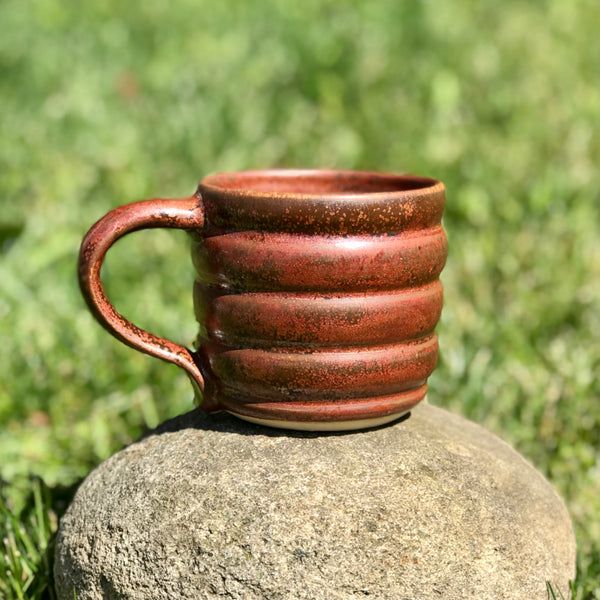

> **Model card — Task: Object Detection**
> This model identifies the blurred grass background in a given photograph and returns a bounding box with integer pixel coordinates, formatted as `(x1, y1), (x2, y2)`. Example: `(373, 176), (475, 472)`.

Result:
(0, 0), (598, 597)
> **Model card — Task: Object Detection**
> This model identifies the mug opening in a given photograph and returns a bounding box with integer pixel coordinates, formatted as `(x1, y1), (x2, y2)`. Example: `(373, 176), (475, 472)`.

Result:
(201, 170), (440, 197)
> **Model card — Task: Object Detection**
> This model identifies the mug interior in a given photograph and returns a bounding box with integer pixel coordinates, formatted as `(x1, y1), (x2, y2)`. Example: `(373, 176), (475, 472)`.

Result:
(201, 170), (439, 197)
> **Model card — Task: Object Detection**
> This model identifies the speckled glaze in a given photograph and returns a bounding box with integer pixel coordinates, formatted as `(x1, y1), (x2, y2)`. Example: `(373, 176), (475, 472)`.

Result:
(79, 170), (447, 431)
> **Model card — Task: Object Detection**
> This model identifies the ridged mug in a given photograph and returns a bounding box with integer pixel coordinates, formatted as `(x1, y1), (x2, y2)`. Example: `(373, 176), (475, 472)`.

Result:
(78, 170), (447, 431)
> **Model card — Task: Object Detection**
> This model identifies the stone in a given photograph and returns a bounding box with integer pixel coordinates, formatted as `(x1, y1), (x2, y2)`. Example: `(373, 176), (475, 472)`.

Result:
(54, 402), (576, 600)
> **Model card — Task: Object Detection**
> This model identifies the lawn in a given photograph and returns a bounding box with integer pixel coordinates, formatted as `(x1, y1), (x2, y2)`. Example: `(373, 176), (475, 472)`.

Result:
(1, 0), (598, 598)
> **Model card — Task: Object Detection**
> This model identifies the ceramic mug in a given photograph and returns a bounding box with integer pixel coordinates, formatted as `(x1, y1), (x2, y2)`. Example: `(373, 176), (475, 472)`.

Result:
(79, 170), (447, 431)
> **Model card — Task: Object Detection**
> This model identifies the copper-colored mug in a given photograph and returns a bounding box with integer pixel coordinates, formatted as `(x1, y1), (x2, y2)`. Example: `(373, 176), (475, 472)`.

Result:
(79, 170), (447, 431)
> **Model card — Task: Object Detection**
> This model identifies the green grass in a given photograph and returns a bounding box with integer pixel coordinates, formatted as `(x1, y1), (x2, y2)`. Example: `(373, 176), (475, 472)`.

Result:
(1, 0), (598, 598)
(0, 479), (58, 600)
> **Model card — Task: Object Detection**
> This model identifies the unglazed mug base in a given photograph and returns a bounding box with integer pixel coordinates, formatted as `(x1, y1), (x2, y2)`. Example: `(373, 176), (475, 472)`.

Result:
(228, 409), (412, 432)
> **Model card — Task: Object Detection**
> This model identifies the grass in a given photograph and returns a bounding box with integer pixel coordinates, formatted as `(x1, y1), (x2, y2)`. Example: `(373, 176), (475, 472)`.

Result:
(1, 0), (598, 598)
(548, 581), (577, 600)
(0, 479), (56, 599)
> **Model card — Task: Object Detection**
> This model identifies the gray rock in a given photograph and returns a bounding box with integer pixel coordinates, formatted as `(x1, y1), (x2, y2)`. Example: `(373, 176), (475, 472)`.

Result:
(54, 402), (576, 600)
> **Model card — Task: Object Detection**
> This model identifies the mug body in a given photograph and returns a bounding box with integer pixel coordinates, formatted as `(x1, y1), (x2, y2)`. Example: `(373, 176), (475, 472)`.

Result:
(191, 170), (447, 430)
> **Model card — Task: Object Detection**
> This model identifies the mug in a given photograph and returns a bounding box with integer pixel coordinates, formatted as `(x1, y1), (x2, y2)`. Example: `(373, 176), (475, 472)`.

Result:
(78, 170), (447, 431)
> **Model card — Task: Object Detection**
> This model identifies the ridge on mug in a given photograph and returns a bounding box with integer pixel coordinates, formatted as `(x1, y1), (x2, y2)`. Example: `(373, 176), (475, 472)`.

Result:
(78, 170), (447, 431)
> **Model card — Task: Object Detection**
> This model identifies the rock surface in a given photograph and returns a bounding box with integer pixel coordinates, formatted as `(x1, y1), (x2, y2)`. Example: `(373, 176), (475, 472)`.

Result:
(54, 402), (576, 600)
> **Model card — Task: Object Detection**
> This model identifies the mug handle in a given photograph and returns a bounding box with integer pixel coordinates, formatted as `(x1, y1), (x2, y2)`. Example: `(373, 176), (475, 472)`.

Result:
(78, 194), (206, 396)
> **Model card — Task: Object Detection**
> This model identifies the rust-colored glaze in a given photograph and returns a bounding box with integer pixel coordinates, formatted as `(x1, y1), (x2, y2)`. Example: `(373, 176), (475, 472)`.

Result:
(205, 337), (437, 401)
(217, 385), (429, 422)
(78, 196), (206, 392)
(195, 282), (443, 348)
(78, 170), (447, 430)
(191, 228), (446, 292)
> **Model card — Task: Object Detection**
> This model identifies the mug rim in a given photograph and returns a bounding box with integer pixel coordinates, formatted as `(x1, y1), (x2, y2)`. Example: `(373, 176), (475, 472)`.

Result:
(199, 169), (444, 199)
